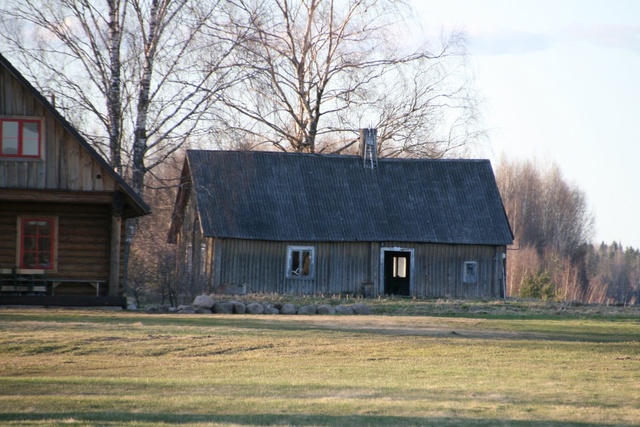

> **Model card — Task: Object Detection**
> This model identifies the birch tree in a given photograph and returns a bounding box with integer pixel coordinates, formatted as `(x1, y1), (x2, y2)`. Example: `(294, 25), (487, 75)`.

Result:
(496, 157), (594, 258)
(219, 0), (481, 157)
(0, 0), (241, 193)
(0, 0), (242, 290)
(496, 157), (595, 300)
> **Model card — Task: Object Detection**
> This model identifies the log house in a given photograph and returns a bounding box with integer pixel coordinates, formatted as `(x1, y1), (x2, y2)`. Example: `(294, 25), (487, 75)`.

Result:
(0, 53), (150, 307)
(168, 130), (514, 298)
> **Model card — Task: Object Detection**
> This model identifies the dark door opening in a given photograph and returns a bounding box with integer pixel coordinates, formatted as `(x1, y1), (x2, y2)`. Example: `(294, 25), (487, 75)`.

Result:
(383, 250), (411, 296)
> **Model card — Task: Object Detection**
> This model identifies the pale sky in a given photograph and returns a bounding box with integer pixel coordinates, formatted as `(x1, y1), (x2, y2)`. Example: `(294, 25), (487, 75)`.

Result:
(411, 0), (640, 248)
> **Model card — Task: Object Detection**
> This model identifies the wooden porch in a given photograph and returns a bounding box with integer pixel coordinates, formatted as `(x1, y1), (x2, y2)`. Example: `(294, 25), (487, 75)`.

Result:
(0, 267), (125, 307)
(0, 295), (126, 307)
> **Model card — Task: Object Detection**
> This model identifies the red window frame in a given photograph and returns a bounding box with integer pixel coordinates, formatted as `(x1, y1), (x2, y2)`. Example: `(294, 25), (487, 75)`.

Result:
(0, 118), (42, 158)
(19, 218), (55, 270)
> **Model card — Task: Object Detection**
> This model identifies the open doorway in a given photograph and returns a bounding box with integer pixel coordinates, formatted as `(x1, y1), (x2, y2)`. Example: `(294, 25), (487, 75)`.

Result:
(381, 249), (413, 296)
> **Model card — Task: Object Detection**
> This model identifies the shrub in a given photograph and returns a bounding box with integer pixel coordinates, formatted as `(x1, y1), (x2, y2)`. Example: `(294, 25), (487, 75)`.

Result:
(520, 270), (556, 300)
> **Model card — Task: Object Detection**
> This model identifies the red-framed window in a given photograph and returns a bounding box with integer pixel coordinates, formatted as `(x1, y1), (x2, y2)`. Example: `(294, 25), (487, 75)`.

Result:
(0, 118), (42, 158)
(19, 218), (56, 270)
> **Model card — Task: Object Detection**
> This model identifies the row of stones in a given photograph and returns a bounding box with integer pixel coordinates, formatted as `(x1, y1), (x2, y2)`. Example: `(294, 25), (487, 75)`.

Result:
(174, 295), (372, 315)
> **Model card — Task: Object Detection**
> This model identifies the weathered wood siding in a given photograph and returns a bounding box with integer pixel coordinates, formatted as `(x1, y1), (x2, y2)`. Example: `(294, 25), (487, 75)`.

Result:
(411, 243), (504, 298)
(207, 238), (505, 298)
(174, 190), (211, 294)
(209, 239), (370, 295)
(0, 63), (116, 192)
(0, 202), (119, 295)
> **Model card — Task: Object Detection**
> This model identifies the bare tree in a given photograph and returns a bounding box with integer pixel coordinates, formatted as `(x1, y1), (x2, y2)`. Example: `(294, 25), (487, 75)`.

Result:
(496, 157), (595, 300)
(0, 0), (244, 292)
(0, 0), (242, 192)
(497, 157), (594, 258)
(219, 0), (481, 156)
(128, 155), (183, 306)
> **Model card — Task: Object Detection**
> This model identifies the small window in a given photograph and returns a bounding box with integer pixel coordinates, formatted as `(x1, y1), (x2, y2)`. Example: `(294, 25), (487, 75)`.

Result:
(463, 261), (477, 284)
(18, 217), (57, 270)
(1, 118), (42, 158)
(185, 243), (193, 270)
(287, 246), (315, 279)
(199, 243), (207, 275)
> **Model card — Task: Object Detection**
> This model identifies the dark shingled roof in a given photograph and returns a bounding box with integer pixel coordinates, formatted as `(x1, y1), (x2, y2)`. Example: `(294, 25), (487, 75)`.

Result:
(185, 150), (513, 245)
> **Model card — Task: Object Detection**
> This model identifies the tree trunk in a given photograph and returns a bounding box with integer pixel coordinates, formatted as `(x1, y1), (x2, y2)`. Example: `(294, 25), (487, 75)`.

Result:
(107, 0), (124, 173)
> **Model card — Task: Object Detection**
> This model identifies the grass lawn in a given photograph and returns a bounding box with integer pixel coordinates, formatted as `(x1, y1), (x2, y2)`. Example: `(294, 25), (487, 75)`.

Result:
(0, 302), (638, 426)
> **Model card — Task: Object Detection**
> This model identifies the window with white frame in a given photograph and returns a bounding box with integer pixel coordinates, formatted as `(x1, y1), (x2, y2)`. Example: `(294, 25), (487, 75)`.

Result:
(199, 242), (207, 276)
(286, 246), (315, 279)
(1, 118), (42, 158)
(185, 243), (193, 271)
(463, 261), (477, 284)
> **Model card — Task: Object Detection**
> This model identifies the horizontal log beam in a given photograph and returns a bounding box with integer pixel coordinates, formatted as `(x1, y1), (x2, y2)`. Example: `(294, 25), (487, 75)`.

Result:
(0, 189), (114, 204)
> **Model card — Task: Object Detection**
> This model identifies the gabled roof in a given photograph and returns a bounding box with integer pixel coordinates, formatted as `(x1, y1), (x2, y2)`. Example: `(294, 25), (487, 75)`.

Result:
(173, 150), (513, 245)
(0, 53), (150, 217)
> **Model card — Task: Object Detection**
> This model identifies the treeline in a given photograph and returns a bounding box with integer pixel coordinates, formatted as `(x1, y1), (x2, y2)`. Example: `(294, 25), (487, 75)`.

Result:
(496, 157), (639, 304)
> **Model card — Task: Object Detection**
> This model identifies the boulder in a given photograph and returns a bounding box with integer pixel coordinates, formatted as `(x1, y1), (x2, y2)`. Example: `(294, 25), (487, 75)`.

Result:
(334, 305), (354, 315)
(351, 303), (372, 315)
(232, 302), (247, 314)
(145, 304), (171, 314)
(263, 306), (280, 314)
(317, 304), (336, 315)
(195, 308), (212, 314)
(245, 303), (265, 315)
(193, 295), (215, 309)
(298, 305), (317, 315)
(280, 303), (297, 315)
(212, 302), (234, 314)
(178, 305), (196, 314)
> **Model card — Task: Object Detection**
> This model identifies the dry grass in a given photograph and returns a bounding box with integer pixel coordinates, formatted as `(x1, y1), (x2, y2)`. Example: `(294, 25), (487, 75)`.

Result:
(0, 305), (638, 426)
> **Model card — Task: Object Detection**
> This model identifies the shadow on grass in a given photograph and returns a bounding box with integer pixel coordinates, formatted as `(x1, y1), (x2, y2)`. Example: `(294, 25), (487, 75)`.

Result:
(1, 310), (638, 343)
(0, 412), (624, 426)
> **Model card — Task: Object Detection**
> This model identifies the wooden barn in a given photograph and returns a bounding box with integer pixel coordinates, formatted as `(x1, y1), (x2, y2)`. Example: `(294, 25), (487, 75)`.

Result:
(168, 132), (514, 298)
(0, 53), (150, 307)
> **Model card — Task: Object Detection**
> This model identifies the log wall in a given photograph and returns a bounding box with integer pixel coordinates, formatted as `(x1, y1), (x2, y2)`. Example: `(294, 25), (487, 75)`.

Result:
(0, 202), (117, 295)
(0, 62), (116, 192)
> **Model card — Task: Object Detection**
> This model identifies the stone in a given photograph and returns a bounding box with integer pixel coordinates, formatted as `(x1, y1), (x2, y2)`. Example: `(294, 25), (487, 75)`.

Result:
(195, 308), (212, 314)
(317, 304), (336, 315)
(334, 305), (354, 315)
(193, 295), (215, 309)
(297, 305), (317, 315)
(351, 303), (372, 315)
(145, 304), (171, 313)
(178, 305), (195, 314)
(279, 303), (297, 315)
(232, 302), (247, 314)
(262, 303), (279, 314)
(245, 303), (265, 315)
(212, 302), (234, 314)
